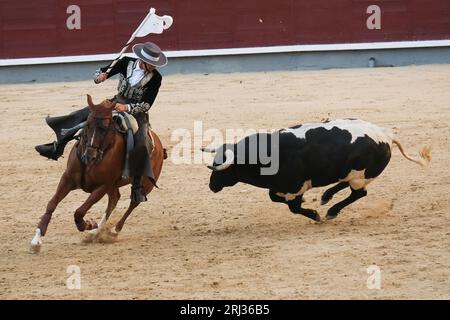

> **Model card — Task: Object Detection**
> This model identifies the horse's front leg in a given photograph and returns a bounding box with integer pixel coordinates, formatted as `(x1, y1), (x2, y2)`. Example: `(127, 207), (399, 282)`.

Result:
(30, 173), (74, 253)
(74, 185), (109, 232)
(89, 188), (121, 235)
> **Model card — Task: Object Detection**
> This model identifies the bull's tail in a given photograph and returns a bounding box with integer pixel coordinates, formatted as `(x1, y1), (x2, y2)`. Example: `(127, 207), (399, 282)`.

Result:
(392, 139), (432, 167)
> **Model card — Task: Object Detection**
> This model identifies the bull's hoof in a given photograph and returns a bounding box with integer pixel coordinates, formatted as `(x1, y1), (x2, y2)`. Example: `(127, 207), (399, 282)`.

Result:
(321, 195), (332, 205)
(313, 212), (322, 222)
(326, 206), (340, 220)
(29, 243), (41, 254)
(325, 213), (338, 220)
(304, 210), (322, 222)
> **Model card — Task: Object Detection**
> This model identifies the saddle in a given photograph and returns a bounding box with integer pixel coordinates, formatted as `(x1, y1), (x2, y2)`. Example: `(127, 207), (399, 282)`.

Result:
(112, 111), (139, 134)
(111, 112), (156, 179)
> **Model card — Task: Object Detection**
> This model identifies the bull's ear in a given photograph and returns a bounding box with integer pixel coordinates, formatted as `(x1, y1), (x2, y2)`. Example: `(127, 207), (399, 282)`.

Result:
(87, 94), (94, 108)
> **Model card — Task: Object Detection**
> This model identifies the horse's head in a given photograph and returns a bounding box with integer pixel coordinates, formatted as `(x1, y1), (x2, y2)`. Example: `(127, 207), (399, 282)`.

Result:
(87, 94), (117, 117)
(80, 94), (117, 165)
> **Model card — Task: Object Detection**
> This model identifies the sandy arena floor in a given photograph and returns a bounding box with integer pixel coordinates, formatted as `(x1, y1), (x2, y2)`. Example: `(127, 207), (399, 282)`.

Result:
(0, 65), (449, 299)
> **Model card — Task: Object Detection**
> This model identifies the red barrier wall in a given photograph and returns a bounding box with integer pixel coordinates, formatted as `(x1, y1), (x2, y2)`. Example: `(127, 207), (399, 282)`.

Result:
(1, 0), (449, 59)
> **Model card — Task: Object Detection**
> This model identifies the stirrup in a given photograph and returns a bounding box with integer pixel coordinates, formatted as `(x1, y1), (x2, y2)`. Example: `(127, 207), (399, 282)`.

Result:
(131, 186), (147, 204)
(35, 142), (62, 161)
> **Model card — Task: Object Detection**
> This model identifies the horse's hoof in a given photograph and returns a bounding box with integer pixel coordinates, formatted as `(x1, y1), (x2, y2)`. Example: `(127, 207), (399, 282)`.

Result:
(325, 214), (337, 221)
(29, 243), (41, 254)
(114, 222), (124, 233)
(30, 229), (42, 254)
(85, 220), (98, 231)
(88, 228), (99, 235)
(109, 230), (119, 238)
(112, 226), (121, 235)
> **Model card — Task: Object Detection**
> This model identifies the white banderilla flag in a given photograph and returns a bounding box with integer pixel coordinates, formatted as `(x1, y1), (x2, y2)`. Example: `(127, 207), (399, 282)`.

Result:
(134, 8), (173, 37)
(105, 8), (173, 74)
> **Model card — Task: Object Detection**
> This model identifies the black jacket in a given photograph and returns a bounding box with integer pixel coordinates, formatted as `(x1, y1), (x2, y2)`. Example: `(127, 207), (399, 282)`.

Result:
(96, 56), (162, 114)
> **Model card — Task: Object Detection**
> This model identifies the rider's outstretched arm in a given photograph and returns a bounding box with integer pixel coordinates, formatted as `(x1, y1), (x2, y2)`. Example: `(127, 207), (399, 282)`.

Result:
(93, 56), (132, 83)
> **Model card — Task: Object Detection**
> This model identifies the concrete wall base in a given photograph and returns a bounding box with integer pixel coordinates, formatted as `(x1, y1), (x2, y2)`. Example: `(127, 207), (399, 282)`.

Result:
(1, 47), (450, 84)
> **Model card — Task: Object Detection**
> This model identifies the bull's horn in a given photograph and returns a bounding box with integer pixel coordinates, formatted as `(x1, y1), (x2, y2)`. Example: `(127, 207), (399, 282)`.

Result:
(209, 149), (234, 171)
(201, 147), (217, 153)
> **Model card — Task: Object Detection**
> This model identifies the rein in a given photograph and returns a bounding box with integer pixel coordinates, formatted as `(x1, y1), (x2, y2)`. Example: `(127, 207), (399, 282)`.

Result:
(78, 114), (116, 165)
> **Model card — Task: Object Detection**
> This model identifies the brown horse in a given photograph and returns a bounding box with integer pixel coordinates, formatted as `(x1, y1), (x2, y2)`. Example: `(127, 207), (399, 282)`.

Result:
(30, 95), (165, 253)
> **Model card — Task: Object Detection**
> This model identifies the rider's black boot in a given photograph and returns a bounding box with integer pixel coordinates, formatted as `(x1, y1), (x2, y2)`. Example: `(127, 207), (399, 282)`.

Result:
(46, 107), (90, 141)
(131, 176), (147, 204)
(35, 107), (89, 160)
(35, 132), (76, 160)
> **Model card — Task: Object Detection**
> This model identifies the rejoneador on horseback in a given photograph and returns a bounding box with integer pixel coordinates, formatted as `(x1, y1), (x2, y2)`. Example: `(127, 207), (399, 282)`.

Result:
(30, 42), (168, 253)
(35, 42), (166, 203)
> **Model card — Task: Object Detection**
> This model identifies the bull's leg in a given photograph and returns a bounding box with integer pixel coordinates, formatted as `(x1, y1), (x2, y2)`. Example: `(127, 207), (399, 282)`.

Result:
(326, 187), (368, 220)
(30, 173), (74, 253)
(288, 196), (321, 222)
(321, 182), (349, 205)
(269, 190), (287, 203)
(269, 190), (305, 204)
(89, 188), (121, 235)
(74, 185), (109, 232)
(114, 202), (139, 233)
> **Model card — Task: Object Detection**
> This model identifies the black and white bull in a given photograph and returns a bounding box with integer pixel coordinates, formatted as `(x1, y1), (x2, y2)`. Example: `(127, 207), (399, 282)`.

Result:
(202, 119), (431, 221)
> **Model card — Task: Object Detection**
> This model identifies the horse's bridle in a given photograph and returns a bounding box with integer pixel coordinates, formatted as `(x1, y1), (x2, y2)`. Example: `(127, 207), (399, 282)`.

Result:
(78, 97), (118, 165)
(80, 114), (115, 165)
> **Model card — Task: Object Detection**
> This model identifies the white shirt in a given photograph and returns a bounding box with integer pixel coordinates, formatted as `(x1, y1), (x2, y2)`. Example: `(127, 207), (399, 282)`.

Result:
(128, 62), (146, 86)
(126, 62), (147, 112)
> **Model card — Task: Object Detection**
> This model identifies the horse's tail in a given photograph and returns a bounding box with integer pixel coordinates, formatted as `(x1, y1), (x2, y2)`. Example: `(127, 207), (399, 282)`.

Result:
(149, 177), (160, 189)
(148, 130), (165, 189)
